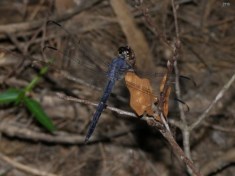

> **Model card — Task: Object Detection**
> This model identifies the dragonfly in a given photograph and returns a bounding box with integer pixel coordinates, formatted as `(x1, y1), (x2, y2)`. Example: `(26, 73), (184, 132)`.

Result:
(34, 21), (191, 142)
(84, 46), (135, 142)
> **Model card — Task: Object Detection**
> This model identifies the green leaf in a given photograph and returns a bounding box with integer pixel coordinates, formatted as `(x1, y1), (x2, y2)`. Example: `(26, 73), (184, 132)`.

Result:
(23, 97), (56, 132)
(0, 89), (22, 104)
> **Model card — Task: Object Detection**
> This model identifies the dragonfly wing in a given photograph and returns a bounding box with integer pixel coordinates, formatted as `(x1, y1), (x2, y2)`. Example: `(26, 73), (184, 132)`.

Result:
(40, 45), (109, 88)
(35, 21), (115, 91)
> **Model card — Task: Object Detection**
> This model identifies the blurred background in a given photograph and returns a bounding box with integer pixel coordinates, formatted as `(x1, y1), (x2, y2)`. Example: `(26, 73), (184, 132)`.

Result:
(0, 0), (234, 175)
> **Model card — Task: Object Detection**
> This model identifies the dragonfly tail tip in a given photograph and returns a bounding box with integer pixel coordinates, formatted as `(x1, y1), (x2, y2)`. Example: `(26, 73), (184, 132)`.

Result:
(84, 137), (89, 144)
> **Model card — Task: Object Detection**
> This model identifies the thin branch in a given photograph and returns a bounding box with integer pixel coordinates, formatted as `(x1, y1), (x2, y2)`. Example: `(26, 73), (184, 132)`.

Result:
(0, 0), (102, 33)
(203, 122), (235, 133)
(138, 5), (171, 50)
(57, 93), (137, 118)
(201, 148), (235, 175)
(0, 152), (59, 176)
(0, 122), (84, 144)
(171, 0), (193, 172)
(0, 121), (138, 144)
(149, 120), (202, 176)
(170, 0), (193, 163)
(190, 72), (235, 130)
(174, 57), (192, 160)
(171, 0), (180, 39)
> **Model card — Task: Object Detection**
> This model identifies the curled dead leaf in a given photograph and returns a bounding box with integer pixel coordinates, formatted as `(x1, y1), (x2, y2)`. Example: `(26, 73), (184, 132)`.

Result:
(125, 71), (171, 122)
(125, 71), (157, 116)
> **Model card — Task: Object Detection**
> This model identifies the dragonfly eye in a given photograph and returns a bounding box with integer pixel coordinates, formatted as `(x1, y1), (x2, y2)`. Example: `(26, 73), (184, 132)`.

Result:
(118, 46), (129, 55)
(118, 46), (135, 66)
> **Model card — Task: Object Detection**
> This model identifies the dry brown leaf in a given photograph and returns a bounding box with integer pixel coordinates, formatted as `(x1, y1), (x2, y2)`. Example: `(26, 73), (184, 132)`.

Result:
(125, 71), (157, 116)
(125, 71), (171, 122)
(159, 73), (171, 118)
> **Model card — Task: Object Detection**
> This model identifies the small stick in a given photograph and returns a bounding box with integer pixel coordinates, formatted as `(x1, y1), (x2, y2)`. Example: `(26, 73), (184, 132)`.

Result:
(0, 152), (59, 176)
(190, 72), (235, 130)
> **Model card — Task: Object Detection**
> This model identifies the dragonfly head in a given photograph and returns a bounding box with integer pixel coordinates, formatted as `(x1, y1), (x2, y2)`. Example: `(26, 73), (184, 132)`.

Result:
(118, 46), (135, 67)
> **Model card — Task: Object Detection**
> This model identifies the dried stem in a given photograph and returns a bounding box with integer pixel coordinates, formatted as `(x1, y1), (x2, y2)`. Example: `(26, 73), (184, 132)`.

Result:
(201, 148), (235, 175)
(0, 152), (59, 176)
(190, 72), (235, 130)
(149, 120), (202, 176)
(57, 93), (137, 118)
(0, 0), (102, 33)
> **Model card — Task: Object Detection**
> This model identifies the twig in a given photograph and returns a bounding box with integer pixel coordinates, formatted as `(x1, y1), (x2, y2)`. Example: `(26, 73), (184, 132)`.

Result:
(0, 0), (102, 33)
(149, 120), (202, 176)
(160, 113), (171, 132)
(0, 152), (59, 176)
(190, 72), (235, 130)
(174, 51), (192, 161)
(0, 122), (84, 144)
(29, 0), (45, 21)
(170, 0), (194, 166)
(0, 121), (138, 144)
(138, 4), (171, 49)
(171, 0), (180, 39)
(207, 16), (235, 27)
(203, 122), (235, 133)
(6, 33), (26, 54)
(57, 93), (137, 118)
(171, 0), (185, 124)
(201, 148), (235, 175)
